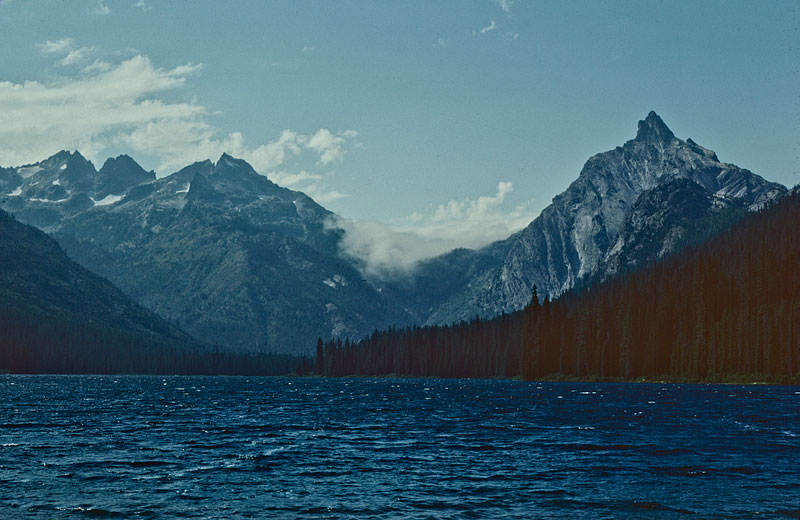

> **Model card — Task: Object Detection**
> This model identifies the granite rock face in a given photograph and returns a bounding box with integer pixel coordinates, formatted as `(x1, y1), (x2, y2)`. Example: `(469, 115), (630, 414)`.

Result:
(427, 112), (785, 323)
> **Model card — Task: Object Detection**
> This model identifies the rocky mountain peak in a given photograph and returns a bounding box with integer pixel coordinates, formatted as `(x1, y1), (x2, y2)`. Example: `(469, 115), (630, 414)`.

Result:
(635, 111), (675, 144)
(428, 112), (787, 324)
(99, 154), (150, 176)
(214, 153), (256, 175)
(96, 155), (156, 198)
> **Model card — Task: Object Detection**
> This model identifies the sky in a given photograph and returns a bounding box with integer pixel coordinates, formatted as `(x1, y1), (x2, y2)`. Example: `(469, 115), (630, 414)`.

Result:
(0, 0), (797, 270)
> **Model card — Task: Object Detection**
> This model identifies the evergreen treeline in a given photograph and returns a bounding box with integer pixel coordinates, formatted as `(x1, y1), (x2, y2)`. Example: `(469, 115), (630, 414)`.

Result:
(317, 190), (800, 383)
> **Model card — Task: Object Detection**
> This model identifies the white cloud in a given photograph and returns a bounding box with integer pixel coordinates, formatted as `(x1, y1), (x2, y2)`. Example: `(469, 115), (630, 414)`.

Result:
(91, 0), (111, 15)
(304, 184), (349, 204)
(496, 0), (514, 15)
(0, 46), (358, 183)
(329, 182), (535, 279)
(267, 170), (321, 187)
(134, 0), (151, 12)
(302, 129), (356, 166)
(37, 38), (95, 67)
(37, 38), (74, 55)
(480, 20), (497, 34)
(266, 170), (349, 203)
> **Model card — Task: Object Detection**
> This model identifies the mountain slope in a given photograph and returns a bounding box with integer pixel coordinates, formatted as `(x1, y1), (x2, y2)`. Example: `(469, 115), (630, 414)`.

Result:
(428, 112), (785, 323)
(1, 152), (412, 354)
(596, 178), (748, 282)
(0, 208), (204, 372)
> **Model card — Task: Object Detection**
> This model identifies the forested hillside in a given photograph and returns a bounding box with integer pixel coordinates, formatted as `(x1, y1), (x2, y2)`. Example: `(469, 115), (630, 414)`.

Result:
(0, 209), (297, 374)
(317, 189), (800, 383)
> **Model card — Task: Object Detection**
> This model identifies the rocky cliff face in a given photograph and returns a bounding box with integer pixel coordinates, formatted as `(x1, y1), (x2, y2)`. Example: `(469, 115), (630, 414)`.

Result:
(597, 178), (748, 281)
(428, 112), (785, 323)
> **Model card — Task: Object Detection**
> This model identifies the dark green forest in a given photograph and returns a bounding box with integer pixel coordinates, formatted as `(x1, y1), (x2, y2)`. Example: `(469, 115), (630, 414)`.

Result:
(316, 190), (800, 384)
(0, 306), (298, 375)
(0, 208), (296, 375)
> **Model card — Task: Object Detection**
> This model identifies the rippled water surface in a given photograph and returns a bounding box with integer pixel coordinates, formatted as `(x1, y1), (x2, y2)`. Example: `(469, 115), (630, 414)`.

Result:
(0, 376), (798, 518)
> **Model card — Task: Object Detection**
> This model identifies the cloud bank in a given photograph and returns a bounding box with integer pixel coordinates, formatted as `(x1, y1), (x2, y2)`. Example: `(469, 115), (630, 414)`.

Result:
(329, 182), (535, 279)
(0, 39), (355, 202)
(4, 38), (535, 274)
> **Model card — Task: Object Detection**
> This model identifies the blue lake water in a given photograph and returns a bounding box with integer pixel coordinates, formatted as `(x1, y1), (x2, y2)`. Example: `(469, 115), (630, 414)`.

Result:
(0, 376), (798, 519)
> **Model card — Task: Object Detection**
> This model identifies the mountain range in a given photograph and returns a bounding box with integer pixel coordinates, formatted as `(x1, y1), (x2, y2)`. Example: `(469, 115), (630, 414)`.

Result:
(2, 152), (414, 354)
(0, 112), (787, 354)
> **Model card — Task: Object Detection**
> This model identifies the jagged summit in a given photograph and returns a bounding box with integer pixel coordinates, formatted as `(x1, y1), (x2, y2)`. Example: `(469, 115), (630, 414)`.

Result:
(635, 111), (675, 143)
(100, 154), (145, 172)
(96, 154), (156, 198)
(214, 153), (254, 173)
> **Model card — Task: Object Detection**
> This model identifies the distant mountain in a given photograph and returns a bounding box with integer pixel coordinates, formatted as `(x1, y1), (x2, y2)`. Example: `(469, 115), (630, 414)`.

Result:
(427, 112), (786, 323)
(317, 187), (800, 383)
(1, 152), (412, 354)
(0, 208), (200, 372)
(0, 112), (787, 354)
(379, 238), (515, 324)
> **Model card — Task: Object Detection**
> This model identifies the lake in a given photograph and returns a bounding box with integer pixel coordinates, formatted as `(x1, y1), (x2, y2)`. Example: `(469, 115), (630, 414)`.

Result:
(1, 376), (798, 518)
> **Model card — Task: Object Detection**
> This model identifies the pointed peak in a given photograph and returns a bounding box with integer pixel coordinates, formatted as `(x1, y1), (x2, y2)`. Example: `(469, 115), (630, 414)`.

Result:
(213, 153), (258, 177)
(47, 150), (72, 161)
(100, 154), (144, 171)
(96, 154), (155, 196)
(215, 153), (252, 169)
(635, 111), (675, 143)
(38, 149), (95, 175)
(43, 149), (86, 165)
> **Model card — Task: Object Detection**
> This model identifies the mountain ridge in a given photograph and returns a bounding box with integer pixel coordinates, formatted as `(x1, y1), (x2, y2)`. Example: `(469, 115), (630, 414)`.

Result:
(1, 150), (415, 354)
(0, 112), (787, 353)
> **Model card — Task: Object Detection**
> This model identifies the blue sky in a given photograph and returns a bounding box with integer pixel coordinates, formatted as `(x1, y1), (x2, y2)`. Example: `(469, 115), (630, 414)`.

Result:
(0, 0), (797, 260)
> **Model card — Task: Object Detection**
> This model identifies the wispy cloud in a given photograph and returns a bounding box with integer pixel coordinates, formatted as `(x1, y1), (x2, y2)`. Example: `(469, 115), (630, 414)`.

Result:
(268, 170), (321, 187)
(91, 0), (110, 15)
(0, 42), (358, 187)
(329, 182), (535, 279)
(37, 38), (74, 55)
(496, 0), (514, 15)
(134, 0), (151, 12)
(304, 185), (349, 204)
(37, 38), (96, 67)
(479, 20), (497, 34)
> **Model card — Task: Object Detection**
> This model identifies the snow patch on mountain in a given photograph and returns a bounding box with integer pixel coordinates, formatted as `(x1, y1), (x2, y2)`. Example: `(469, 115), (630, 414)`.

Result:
(93, 194), (123, 206)
(17, 166), (42, 178)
